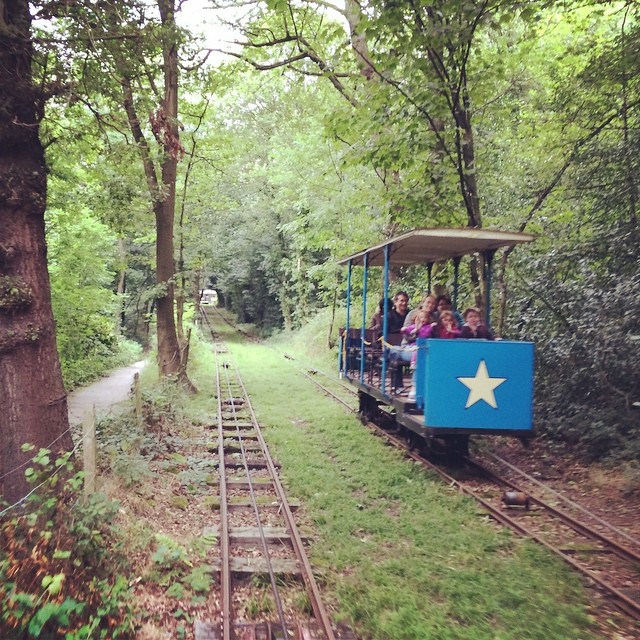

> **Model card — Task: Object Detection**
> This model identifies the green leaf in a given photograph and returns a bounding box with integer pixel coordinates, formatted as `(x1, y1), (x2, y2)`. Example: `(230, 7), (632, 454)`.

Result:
(41, 572), (65, 596)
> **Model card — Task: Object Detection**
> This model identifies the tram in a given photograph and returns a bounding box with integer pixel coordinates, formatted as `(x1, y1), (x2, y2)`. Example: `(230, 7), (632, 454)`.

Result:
(200, 289), (218, 306)
(337, 228), (535, 456)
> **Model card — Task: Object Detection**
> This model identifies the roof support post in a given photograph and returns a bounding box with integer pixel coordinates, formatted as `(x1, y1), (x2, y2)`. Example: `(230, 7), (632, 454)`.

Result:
(341, 261), (352, 377)
(484, 250), (496, 327)
(381, 244), (390, 394)
(346, 261), (352, 334)
(453, 256), (461, 310)
(427, 262), (434, 293)
(360, 253), (368, 383)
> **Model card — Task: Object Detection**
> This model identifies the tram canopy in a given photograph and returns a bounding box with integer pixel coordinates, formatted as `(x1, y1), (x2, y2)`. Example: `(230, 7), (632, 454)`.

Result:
(337, 228), (535, 267)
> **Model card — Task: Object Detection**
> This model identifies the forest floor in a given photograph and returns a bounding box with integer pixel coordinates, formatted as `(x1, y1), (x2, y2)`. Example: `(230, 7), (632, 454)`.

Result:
(69, 358), (640, 639)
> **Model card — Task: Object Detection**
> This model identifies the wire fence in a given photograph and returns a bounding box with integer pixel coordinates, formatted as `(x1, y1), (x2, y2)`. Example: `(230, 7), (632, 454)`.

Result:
(0, 372), (143, 517)
(0, 416), (92, 519)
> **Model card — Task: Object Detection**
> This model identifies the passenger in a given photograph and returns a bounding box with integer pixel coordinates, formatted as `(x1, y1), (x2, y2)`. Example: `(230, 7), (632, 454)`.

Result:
(460, 307), (495, 340)
(402, 307), (434, 343)
(369, 297), (392, 333)
(403, 308), (435, 401)
(387, 291), (409, 333)
(431, 310), (461, 339)
(435, 294), (464, 328)
(391, 307), (433, 397)
(407, 309), (461, 401)
(403, 293), (437, 329)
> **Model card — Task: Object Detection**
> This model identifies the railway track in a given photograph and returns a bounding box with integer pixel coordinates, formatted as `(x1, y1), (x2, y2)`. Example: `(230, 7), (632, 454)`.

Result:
(197, 310), (349, 640)
(278, 354), (640, 624)
(201, 307), (640, 626)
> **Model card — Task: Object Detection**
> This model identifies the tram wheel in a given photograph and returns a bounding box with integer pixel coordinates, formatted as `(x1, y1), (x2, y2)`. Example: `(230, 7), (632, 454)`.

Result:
(358, 392), (378, 423)
(445, 435), (470, 465)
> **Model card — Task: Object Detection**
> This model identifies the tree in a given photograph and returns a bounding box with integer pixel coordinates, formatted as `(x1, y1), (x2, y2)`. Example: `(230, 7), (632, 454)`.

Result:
(0, 1), (73, 502)
(40, 0), (195, 386)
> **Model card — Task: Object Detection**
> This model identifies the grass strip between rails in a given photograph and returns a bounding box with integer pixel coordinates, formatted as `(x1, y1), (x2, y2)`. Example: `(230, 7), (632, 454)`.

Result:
(214, 320), (600, 640)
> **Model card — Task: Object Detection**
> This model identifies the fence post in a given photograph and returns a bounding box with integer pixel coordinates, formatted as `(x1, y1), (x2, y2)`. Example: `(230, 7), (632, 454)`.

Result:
(134, 372), (143, 427)
(83, 408), (96, 500)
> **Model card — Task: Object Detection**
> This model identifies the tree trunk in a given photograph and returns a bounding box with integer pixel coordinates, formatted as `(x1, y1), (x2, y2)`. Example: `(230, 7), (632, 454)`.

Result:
(116, 236), (126, 333)
(0, 0), (73, 502)
(155, 0), (194, 390)
(119, 0), (192, 388)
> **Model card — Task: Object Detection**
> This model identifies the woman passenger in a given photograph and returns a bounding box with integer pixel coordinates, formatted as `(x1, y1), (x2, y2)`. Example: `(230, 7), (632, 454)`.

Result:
(435, 294), (463, 327)
(403, 293), (437, 329)
(369, 298), (392, 334)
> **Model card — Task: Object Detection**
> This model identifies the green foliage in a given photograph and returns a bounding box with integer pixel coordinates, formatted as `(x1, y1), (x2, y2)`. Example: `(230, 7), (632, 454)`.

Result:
(0, 449), (134, 639)
(46, 200), (143, 388)
(146, 534), (214, 596)
(511, 220), (640, 460)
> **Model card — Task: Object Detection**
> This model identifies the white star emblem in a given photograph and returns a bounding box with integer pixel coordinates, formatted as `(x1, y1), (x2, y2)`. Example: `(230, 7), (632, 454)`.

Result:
(457, 360), (507, 409)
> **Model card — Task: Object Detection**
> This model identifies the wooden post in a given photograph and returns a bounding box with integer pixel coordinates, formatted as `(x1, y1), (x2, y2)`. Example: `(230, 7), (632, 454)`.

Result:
(134, 372), (143, 427)
(83, 408), (96, 500)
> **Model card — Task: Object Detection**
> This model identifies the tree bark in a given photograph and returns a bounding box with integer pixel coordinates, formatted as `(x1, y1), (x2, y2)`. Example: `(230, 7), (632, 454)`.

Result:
(0, 0), (73, 502)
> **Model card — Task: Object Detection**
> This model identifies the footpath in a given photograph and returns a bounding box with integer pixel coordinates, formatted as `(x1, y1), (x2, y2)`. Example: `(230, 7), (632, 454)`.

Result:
(66, 361), (146, 426)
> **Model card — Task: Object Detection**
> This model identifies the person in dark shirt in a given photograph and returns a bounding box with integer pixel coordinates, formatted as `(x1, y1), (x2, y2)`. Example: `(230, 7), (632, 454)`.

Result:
(387, 291), (409, 333)
(369, 297), (393, 333)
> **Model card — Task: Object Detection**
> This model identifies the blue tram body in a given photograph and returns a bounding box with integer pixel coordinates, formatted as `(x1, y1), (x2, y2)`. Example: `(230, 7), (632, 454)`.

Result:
(415, 338), (534, 432)
(337, 228), (535, 452)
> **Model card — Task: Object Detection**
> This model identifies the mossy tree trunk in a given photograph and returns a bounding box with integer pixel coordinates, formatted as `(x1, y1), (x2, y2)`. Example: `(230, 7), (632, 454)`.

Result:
(0, 0), (73, 502)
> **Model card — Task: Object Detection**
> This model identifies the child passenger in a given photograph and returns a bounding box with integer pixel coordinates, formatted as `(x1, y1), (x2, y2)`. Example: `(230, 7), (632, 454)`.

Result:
(431, 310), (461, 339)
(407, 310), (460, 401)
(460, 307), (495, 340)
(404, 308), (435, 401)
(401, 307), (434, 342)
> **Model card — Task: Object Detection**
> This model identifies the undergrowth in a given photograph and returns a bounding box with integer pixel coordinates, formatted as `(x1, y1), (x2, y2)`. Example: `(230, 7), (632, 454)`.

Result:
(0, 447), (134, 639)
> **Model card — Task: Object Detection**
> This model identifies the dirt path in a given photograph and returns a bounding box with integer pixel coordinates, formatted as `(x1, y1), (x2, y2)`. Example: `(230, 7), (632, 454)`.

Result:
(67, 361), (146, 426)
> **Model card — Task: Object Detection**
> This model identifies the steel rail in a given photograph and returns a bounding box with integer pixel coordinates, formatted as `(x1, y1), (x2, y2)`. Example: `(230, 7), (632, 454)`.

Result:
(219, 359), (291, 639)
(235, 369), (338, 640)
(480, 449), (640, 548)
(365, 424), (640, 621)
(466, 457), (640, 566)
(201, 306), (338, 638)
(213, 341), (232, 640)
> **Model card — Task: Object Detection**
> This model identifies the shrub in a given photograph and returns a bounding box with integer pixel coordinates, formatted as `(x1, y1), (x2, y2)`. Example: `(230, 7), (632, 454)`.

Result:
(0, 447), (134, 639)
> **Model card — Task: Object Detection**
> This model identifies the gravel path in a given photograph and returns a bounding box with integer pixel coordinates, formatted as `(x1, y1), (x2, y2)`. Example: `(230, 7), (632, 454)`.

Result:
(67, 361), (146, 426)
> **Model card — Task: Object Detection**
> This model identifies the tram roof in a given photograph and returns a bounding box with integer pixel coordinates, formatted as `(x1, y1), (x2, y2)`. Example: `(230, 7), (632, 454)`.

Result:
(337, 227), (535, 267)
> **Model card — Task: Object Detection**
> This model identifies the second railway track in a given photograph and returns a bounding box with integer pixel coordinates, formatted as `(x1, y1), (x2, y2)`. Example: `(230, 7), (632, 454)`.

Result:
(197, 309), (353, 640)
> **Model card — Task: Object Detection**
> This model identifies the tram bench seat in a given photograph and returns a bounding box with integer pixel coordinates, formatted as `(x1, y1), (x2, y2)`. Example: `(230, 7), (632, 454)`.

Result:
(340, 329), (408, 389)
(339, 328), (384, 380)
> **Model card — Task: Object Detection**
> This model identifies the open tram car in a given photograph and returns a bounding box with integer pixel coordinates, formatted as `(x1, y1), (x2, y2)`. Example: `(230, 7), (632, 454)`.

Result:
(338, 228), (535, 457)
